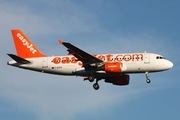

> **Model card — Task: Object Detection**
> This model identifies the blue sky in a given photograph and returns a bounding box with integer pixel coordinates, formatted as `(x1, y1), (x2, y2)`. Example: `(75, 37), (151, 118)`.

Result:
(0, 0), (180, 120)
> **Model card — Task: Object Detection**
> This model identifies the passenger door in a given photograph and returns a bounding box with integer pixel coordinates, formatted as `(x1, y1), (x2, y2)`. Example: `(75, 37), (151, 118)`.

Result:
(144, 53), (150, 64)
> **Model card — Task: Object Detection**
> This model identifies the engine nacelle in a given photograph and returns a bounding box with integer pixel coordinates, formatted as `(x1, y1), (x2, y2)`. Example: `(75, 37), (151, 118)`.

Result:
(104, 62), (121, 73)
(105, 75), (130, 86)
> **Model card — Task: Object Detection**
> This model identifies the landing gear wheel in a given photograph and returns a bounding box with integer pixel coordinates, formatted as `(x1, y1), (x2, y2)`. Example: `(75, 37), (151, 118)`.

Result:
(146, 79), (151, 83)
(93, 83), (100, 90)
(88, 76), (94, 82)
(145, 72), (151, 84)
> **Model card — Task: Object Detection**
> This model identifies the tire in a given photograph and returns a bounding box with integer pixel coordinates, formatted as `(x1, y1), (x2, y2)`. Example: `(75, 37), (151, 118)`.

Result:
(93, 83), (100, 90)
(146, 79), (151, 83)
(88, 76), (94, 82)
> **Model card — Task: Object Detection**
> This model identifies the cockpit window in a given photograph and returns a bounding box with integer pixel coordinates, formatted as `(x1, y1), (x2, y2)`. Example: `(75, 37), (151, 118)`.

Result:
(156, 56), (165, 59)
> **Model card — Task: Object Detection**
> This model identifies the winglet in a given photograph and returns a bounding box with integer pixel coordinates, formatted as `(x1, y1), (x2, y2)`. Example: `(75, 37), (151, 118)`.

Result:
(58, 40), (63, 44)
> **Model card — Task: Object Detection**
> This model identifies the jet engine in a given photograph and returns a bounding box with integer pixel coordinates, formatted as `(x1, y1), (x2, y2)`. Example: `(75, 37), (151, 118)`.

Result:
(104, 62), (121, 73)
(105, 75), (130, 85)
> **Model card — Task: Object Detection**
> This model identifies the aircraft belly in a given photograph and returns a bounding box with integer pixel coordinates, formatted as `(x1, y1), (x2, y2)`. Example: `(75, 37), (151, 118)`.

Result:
(124, 62), (163, 73)
(123, 62), (153, 73)
(49, 64), (79, 75)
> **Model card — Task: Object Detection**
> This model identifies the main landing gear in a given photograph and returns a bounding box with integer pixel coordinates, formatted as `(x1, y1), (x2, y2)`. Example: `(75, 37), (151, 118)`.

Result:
(145, 72), (151, 83)
(88, 76), (94, 82)
(88, 76), (100, 90)
(93, 82), (100, 90)
(93, 78), (101, 90)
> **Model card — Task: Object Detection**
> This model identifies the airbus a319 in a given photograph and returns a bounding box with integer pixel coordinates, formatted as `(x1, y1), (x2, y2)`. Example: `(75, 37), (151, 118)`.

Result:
(7, 30), (173, 90)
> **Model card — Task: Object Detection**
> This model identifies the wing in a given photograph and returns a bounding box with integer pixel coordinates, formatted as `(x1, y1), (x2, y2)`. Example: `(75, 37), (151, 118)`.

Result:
(59, 40), (103, 66)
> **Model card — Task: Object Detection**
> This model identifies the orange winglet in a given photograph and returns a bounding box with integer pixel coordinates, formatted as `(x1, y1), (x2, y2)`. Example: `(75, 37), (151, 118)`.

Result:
(58, 40), (63, 44)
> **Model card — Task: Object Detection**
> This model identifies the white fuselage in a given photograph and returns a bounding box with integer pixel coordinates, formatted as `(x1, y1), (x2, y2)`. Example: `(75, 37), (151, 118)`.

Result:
(8, 53), (173, 76)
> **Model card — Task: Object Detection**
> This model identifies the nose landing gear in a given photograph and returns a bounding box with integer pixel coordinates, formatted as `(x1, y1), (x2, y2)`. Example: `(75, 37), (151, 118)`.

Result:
(145, 72), (151, 83)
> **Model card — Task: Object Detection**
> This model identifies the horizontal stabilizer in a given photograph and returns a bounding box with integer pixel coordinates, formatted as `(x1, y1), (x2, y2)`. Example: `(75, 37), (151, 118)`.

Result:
(7, 54), (31, 64)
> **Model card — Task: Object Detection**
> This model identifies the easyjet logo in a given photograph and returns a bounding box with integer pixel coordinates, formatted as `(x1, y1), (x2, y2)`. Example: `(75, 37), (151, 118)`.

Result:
(52, 56), (82, 66)
(51, 54), (143, 66)
(94, 54), (143, 62)
(17, 33), (37, 54)
(107, 65), (118, 68)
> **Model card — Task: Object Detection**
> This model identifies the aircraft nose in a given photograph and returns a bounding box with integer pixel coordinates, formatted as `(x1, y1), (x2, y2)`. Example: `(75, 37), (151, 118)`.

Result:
(168, 61), (173, 68)
(165, 60), (173, 69)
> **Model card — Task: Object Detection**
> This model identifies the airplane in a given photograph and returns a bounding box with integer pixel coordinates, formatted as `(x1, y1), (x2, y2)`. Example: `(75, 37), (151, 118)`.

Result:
(7, 30), (173, 90)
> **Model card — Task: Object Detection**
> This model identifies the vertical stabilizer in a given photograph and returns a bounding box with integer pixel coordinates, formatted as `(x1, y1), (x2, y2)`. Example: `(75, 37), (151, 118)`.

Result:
(11, 30), (46, 58)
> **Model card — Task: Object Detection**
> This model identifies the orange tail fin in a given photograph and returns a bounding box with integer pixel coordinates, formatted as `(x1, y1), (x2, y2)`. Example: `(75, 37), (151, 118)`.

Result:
(11, 30), (46, 58)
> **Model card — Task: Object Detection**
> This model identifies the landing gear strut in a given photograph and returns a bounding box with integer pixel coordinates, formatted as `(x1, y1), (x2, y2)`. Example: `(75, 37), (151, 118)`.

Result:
(145, 72), (151, 83)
